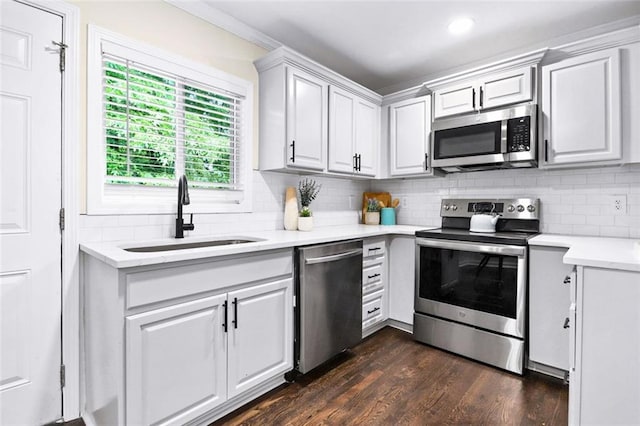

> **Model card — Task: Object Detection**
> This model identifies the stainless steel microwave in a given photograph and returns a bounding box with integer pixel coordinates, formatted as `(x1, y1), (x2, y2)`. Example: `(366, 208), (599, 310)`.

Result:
(431, 103), (537, 172)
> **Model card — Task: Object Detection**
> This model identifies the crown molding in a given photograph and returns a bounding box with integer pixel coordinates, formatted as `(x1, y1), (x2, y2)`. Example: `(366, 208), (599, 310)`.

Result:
(543, 25), (640, 63)
(424, 48), (548, 91)
(381, 84), (429, 106)
(255, 46), (382, 104)
(164, 0), (282, 51)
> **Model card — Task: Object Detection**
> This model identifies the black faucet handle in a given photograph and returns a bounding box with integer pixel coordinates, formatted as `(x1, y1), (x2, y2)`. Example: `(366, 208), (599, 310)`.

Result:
(184, 213), (195, 231)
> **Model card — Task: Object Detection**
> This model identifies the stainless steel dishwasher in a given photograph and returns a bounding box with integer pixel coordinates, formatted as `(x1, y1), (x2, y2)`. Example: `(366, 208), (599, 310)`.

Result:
(295, 239), (363, 374)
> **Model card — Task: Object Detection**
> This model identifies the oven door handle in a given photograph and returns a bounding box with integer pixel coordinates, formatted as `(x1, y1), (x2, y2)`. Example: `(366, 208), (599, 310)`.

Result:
(416, 238), (526, 257)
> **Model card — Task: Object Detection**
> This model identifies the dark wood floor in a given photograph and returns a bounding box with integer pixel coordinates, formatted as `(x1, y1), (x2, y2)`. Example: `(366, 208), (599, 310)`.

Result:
(214, 327), (568, 425)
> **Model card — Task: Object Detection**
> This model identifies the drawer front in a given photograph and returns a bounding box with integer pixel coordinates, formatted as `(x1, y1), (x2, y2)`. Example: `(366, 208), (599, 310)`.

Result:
(363, 238), (386, 258)
(363, 263), (384, 295)
(126, 249), (293, 310)
(362, 291), (384, 328)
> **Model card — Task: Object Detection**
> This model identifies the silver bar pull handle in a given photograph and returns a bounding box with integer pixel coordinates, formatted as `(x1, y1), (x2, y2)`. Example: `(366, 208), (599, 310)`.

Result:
(305, 249), (363, 265)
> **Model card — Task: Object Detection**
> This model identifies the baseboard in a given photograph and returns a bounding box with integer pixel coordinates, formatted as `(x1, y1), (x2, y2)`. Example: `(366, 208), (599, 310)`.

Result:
(527, 360), (569, 381)
(386, 319), (413, 334)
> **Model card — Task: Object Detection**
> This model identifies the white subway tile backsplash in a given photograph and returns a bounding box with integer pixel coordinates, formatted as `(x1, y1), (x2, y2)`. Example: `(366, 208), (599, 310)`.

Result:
(376, 164), (639, 239)
(79, 171), (370, 243)
(78, 165), (638, 243)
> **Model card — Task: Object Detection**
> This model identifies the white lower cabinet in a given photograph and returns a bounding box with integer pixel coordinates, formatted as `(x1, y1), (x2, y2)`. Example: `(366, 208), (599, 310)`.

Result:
(126, 295), (228, 426)
(362, 238), (387, 336)
(569, 266), (640, 425)
(82, 249), (293, 426)
(528, 246), (573, 376)
(226, 280), (292, 398)
(387, 236), (415, 329)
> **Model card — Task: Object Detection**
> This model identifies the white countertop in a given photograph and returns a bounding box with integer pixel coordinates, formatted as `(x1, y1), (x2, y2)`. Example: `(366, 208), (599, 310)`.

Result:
(529, 234), (640, 272)
(80, 224), (430, 269)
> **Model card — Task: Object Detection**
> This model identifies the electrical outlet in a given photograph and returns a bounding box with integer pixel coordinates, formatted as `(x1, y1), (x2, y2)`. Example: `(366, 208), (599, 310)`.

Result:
(401, 197), (408, 208)
(348, 195), (355, 209)
(609, 194), (627, 215)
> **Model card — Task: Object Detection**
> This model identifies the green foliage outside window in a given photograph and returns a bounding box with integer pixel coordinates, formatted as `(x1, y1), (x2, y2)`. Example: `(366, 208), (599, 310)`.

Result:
(103, 60), (236, 188)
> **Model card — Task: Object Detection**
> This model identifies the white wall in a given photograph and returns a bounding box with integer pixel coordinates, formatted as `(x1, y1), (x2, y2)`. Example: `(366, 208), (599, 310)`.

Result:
(374, 164), (640, 238)
(70, 0), (268, 212)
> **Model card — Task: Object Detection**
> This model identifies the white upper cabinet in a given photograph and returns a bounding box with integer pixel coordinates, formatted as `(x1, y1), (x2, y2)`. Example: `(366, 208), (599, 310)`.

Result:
(286, 68), (328, 171)
(255, 47), (381, 176)
(433, 66), (533, 119)
(481, 67), (533, 109)
(433, 81), (476, 118)
(388, 95), (432, 176)
(541, 48), (622, 166)
(354, 98), (379, 176)
(328, 86), (379, 176)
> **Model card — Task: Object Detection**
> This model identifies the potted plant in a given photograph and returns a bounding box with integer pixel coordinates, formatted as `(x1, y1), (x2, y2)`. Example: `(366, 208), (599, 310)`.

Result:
(365, 198), (382, 225)
(297, 178), (321, 231)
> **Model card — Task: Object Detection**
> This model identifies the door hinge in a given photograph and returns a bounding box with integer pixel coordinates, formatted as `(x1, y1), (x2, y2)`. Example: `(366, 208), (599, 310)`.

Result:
(59, 208), (65, 231)
(59, 364), (66, 388)
(52, 40), (67, 72)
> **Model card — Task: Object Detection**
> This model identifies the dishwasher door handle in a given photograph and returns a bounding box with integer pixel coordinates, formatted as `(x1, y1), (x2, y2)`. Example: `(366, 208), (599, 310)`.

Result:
(305, 248), (363, 265)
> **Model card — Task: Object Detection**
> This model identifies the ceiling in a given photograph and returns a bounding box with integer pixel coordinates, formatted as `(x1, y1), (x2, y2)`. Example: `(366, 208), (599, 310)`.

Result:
(200, 0), (640, 94)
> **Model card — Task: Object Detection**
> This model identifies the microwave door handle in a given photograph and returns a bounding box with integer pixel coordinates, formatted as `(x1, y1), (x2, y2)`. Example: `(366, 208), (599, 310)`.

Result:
(500, 120), (508, 154)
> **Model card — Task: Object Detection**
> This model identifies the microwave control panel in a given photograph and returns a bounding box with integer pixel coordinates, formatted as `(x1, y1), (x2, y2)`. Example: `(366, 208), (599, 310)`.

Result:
(507, 116), (531, 153)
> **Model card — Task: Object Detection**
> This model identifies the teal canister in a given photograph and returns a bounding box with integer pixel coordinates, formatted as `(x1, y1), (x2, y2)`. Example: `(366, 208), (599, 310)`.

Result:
(380, 207), (396, 225)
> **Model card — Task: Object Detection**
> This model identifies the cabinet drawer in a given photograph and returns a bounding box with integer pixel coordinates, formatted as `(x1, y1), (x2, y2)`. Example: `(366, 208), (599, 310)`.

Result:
(126, 249), (293, 310)
(363, 263), (384, 295)
(363, 239), (386, 258)
(362, 290), (384, 328)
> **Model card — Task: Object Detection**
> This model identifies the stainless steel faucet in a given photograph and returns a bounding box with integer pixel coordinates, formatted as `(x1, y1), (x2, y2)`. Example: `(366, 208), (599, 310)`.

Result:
(175, 174), (195, 238)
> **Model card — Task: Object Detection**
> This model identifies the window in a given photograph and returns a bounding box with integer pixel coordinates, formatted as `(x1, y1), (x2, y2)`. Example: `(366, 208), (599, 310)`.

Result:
(87, 26), (253, 214)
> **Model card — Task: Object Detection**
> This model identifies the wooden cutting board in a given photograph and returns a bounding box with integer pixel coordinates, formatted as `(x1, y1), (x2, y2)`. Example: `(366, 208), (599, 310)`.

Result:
(362, 192), (391, 223)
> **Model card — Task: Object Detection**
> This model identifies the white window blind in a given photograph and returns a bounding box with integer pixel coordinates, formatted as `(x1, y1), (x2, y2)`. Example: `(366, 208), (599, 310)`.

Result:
(101, 52), (244, 191)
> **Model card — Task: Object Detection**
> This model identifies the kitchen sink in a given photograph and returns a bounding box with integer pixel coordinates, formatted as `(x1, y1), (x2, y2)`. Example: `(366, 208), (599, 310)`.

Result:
(123, 238), (264, 253)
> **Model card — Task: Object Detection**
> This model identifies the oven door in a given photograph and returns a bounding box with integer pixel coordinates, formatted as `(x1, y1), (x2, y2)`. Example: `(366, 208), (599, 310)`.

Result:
(415, 237), (526, 338)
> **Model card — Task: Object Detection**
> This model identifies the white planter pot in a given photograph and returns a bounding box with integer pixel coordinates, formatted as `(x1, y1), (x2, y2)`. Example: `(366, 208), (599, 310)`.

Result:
(297, 216), (313, 231)
(364, 211), (380, 225)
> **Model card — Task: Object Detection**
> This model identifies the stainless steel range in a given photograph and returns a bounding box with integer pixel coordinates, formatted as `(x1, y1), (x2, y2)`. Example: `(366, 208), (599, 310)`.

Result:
(414, 198), (540, 374)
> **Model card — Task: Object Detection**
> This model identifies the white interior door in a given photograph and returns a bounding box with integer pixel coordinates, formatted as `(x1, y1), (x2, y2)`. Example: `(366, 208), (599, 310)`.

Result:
(0, 1), (63, 424)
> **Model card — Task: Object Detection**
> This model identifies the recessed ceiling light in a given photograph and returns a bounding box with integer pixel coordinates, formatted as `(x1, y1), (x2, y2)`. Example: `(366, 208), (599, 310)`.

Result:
(448, 17), (475, 35)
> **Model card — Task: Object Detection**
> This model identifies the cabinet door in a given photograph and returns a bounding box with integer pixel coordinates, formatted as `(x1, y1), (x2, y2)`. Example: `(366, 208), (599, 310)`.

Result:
(388, 236), (415, 326)
(542, 48), (621, 166)
(529, 246), (572, 372)
(433, 82), (476, 118)
(126, 294), (227, 426)
(286, 67), (328, 171)
(389, 95), (432, 176)
(355, 97), (379, 176)
(480, 66), (533, 109)
(328, 86), (356, 173)
(572, 267), (640, 424)
(227, 278), (293, 398)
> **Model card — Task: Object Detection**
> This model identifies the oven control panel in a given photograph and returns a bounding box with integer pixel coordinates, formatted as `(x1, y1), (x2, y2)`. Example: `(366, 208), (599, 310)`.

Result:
(440, 198), (539, 220)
